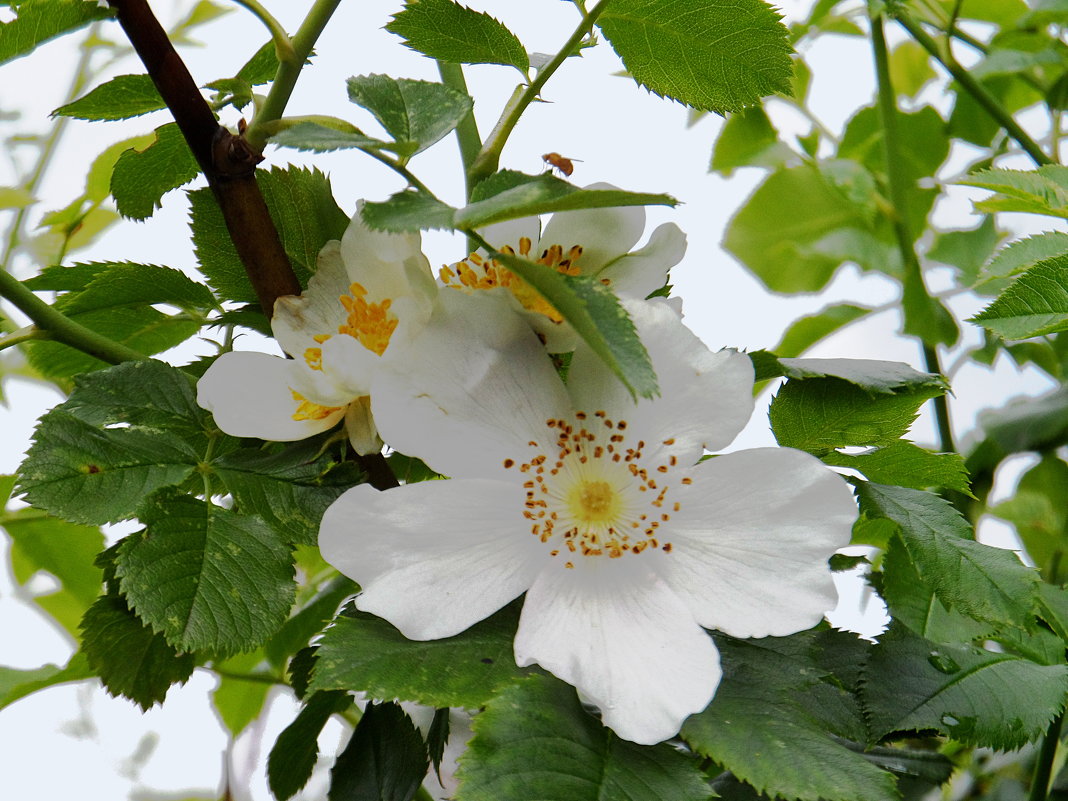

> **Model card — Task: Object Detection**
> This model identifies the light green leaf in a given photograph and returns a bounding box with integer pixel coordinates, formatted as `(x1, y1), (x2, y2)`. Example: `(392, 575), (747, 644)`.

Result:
(927, 216), (1002, 286)
(888, 39), (936, 98)
(117, 490), (295, 656)
(855, 482), (1040, 630)
(211, 650), (272, 736)
(491, 250), (658, 399)
(85, 134), (156, 203)
(310, 601), (530, 708)
(347, 74), (473, 160)
(597, 0), (793, 113)
(771, 356), (945, 394)
(961, 166), (1068, 219)
(268, 691), (353, 801)
(980, 231), (1068, 282)
(0, 0), (112, 65)
(0, 653), (95, 711)
(0, 186), (34, 209)
(111, 123), (199, 220)
(361, 189), (459, 232)
(710, 106), (793, 176)
(387, 0), (529, 74)
(825, 441), (971, 495)
(862, 623), (1068, 750)
(990, 454), (1068, 578)
(58, 263), (217, 315)
(457, 673), (713, 801)
(268, 121), (392, 153)
(770, 303), (872, 358)
(53, 74), (165, 121)
(971, 254), (1068, 339)
(455, 174), (676, 229)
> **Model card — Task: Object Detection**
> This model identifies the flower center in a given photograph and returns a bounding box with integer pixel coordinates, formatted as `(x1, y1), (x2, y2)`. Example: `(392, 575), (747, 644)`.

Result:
(438, 236), (583, 323)
(290, 390), (344, 421)
(303, 282), (399, 370)
(503, 411), (693, 568)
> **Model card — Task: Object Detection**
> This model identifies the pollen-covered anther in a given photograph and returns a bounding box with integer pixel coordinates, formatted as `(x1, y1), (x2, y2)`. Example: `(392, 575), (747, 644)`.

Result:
(336, 281), (398, 356)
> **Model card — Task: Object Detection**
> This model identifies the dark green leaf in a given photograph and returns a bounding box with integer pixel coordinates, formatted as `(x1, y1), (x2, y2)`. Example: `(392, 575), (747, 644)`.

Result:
(491, 251), (658, 399)
(855, 482), (1039, 630)
(111, 123), (200, 220)
(769, 377), (941, 456)
(328, 701), (429, 801)
(361, 189), (458, 232)
(268, 690), (353, 801)
(53, 74), (165, 121)
(387, 0), (529, 74)
(862, 623), (1068, 750)
(347, 74), (473, 159)
(236, 40), (279, 85)
(265, 577), (357, 668)
(426, 708), (450, 781)
(268, 121), (392, 153)
(597, 0), (793, 113)
(710, 106), (793, 176)
(457, 673), (713, 801)
(0, 653), (95, 711)
(0, 0), (112, 66)
(971, 254), (1068, 339)
(310, 601), (530, 708)
(825, 441), (971, 495)
(116, 490), (295, 656)
(59, 263), (217, 315)
(80, 594), (196, 711)
(770, 304), (872, 358)
(767, 355), (945, 394)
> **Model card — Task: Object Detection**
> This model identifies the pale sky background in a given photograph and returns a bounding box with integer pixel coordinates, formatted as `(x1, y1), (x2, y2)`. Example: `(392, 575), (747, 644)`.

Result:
(0, 0), (1060, 798)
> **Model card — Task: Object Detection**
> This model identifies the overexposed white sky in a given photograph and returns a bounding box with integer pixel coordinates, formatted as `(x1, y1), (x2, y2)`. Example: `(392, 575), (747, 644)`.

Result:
(0, 1), (1060, 798)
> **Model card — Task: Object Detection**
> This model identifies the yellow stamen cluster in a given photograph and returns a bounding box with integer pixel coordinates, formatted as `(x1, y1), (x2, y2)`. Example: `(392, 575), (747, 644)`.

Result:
(290, 390), (344, 421)
(503, 411), (687, 568)
(337, 281), (398, 356)
(439, 236), (583, 323)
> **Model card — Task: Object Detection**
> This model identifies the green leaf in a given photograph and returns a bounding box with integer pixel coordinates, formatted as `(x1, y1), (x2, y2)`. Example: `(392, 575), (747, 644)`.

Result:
(862, 623), (1068, 750)
(387, 0), (529, 74)
(361, 189), (459, 232)
(990, 454), (1068, 578)
(347, 74), (473, 160)
(265, 576), (357, 668)
(268, 690), (353, 801)
(770, 304), (872, 358)
(212, 437), (365, 546)
(268, 121), (392, 153)
(190, 166), (347, 302)
(454, 175), (676, 229)
(0, 0), (112, 66)
(0, 186), (34, 209)
(111, 123), (200, 220)
(966, 386), (1068, 479)
(980, 231), (1068, 282)
(765, 355), (945, 394)
(491, 251), (658, 399)
(53, 74), (165, 121)
(888, 40), (936, 98)
(711, 106), (793, 176)
(825, 441), (971, 495)
(116, 490), (295, 656)
(457, 673), (713, 801)
(328, 701), (429, 801)
(927, 216), (1002, 286)
(971, 254), (1068, 339)
(961, 166), (1068, 219)
(310, 601), (530, 708)
(769, 377), (942, 456)
(81, 594), (196, 711)
(236, 40), (279, 85)
(0, 653), (95, 711)
(597, 0), (792, 113)
(855, 482), (1040, 630)
(684, 632), (898, 801)
(211, 650), (272, 736)
(58, 262), (217, 315)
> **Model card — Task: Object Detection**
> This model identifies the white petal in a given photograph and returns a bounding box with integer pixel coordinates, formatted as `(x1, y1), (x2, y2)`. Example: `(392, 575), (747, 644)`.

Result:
(568, 298), (755, 461)
(540, 186), (645, 274)
(661, 448), (856, 638)
(515, 560), (721, 745)
(319, 480), (548, 639)
(599, 222), (686, 299)
(478, 217), (542, 255)
(344, 396), (382, 454)
(273, 240), (350, 359)
(342, 207), (436, 305)
(197, 351), (345, 441)
(371, 290), (571, 479)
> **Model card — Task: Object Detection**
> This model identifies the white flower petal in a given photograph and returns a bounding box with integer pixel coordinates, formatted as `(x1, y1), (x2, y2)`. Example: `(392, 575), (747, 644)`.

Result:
(568, 298), (755, 460)
(319, 480), (548, 639)
(540, 186), (645, 274)
(197, 351), (345, 440)
(599, 222), (686, 298)
(515, 560), (721, 744)
(478, 217), (542, 255)
(342, 208), (436, 305)
(272, 240), (350, 359)
(661, 448), (856, 638)
(344, 396), (382, 454)
(371, 290), (570, 479)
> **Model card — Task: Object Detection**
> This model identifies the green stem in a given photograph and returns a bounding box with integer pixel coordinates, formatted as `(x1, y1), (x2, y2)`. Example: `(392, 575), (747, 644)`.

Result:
(469, 0), (612, 185)
(230, 0), (296, 63)
(210, 668), (286, 686)
(0, 325), (49, 351)
(244, 0), (343, 151)
(893, 10), (1054, 166)
(437, 61), (482, 201)
(364, 150), (436, 197)
(0, 269), (148, 364)
(1029, 711), (1064, 801)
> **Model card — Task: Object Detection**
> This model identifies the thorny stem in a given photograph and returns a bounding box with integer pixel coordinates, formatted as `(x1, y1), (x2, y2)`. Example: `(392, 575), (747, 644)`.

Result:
(893, 9), (1054, 166)
(243, 0), (343, 152)
(1029, 711), (1064, 801)
(468, 0), (612, 186)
